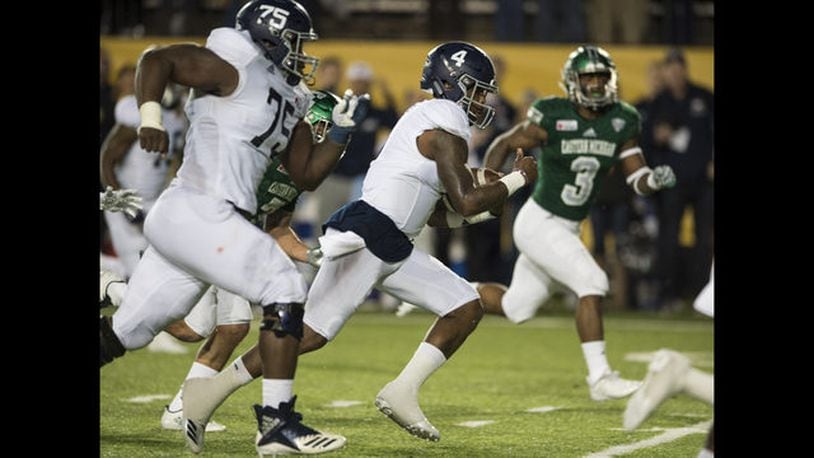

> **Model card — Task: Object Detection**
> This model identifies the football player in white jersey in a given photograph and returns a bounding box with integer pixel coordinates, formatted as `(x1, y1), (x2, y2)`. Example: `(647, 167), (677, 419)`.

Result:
(162, 90), (340, 440)
(100, 91), (345, 444)
(176, 41), (538, 444)
(99, 1), (369, 455)
(100, 79), (186, 278)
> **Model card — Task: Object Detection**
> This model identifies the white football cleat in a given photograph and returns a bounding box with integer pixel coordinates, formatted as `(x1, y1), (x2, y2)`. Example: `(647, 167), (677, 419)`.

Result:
(395, 301), (418, 318)
(160, 405), (226, 432)
(99, 270), (125, 308)
(182, 375), (241, 453)
(588, 369), (642, 401)
(375, 381), (440, 441)
(146, 331), (188, 354)
(255, 397), (346, 455)
(623, 349), (691, 430)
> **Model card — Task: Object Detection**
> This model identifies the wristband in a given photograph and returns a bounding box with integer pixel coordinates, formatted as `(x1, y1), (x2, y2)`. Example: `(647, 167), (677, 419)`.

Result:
(499, 171), (526, 197)
(138, 101), (165, 133)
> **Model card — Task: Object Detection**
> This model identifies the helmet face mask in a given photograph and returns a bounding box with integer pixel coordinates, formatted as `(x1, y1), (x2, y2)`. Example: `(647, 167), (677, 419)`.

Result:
(236, 0), (320, 85)
(458, 73), (497, 129)
(560, 45), (619, 110)
(304, 90), (340, 143)
(420, 41), (499, 129)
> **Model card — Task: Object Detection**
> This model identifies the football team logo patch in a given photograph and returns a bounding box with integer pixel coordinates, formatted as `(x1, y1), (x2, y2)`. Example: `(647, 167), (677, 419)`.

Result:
(611, 118), (626, 132)
(556, 120), (578, 131)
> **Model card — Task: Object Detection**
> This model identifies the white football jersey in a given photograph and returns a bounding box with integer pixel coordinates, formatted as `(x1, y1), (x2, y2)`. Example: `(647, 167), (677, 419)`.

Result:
(176, 28), (311, 213)
(361, 99), (470, 238)
(113, 95), (186, 209)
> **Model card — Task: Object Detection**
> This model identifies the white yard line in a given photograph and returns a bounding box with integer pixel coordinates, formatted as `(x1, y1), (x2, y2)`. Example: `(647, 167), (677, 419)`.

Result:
(526, 406), (561, 413)
(585, 420), (712, 457)
(456, 420), (495, 428)
(125, 394), (172, 403)
(325, 400), (364, 408)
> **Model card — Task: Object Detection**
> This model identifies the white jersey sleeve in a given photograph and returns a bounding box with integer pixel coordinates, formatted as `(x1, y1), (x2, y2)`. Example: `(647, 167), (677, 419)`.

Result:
(425, 99), (471, 143)
(114, 95), (140, 129)
(205, 27), (257, 99)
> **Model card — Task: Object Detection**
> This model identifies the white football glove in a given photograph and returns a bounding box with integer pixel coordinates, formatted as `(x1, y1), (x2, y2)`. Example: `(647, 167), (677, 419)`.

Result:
(647, 165), (677, 190)
(327, 89), (371, 144)
(100, 186), (144, 219)
(306, 246), (323, 268)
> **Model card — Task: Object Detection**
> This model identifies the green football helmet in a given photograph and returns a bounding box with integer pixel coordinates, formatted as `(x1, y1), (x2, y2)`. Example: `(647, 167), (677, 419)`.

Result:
(305, 89), (340, 143)
(560, 45), (619, 110)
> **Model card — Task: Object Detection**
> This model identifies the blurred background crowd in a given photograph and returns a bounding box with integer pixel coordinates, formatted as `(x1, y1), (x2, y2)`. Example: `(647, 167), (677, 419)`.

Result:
(100, 0), (714, 314)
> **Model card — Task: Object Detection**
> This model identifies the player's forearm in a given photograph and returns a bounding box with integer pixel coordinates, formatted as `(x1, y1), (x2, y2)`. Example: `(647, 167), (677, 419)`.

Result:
(303, 139), (345, 189)
(269, 226), (308, 262)
(484, 133), (513, 170)
(100, 163), (121, 190)
(284, 122), (345, 191)
(99, 128), (133, 189)
(454, 182), (510, 217)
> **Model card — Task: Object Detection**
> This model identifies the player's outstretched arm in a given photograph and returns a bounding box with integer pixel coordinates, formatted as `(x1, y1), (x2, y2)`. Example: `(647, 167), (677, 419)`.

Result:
(265, 210), (309, 263)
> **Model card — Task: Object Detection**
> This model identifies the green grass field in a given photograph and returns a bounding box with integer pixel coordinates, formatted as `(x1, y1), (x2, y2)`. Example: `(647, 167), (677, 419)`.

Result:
(101, 310), (713, 457)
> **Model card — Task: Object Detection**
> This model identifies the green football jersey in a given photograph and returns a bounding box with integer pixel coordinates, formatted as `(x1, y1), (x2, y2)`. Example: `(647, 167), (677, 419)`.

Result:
(251, 157), (302, 229)
(526, 97), (640, 221)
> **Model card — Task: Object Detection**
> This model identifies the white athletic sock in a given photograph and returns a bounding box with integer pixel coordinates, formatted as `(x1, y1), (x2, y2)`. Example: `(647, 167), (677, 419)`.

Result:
(392, 342), (447, 390)
(168, 362), (218, 412)
(697, 447), (714, 458)
(263, 379), (294, 409)
(107, 282), (127, 307)
(683, 369), (714, 404)
(232, 356), (255, 385)
(582, 341), (611, 384)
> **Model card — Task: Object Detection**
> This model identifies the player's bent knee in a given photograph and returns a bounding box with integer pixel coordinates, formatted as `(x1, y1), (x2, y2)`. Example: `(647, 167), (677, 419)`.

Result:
(579, 271), (609, 297)
(165, 320), (206, 342)
(505, 302), (536, 323)
(449, 299), (484, 324)
(467, 299), (485, 322)
(501, 293), (539, 324)
(300, 326), (328, 354)
(261, 302), (304, 339)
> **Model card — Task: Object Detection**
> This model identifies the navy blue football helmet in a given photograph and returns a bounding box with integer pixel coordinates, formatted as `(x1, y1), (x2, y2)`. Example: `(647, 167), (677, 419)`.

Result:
(236, 0), (319, 85)
(420, 41), (498, 129)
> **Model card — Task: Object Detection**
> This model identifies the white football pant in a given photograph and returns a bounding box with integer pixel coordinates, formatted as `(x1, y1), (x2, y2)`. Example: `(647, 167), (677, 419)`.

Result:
(502, 200), (608, 323)
(305, 234), (479, 340)
(112, 184), (306, 349)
